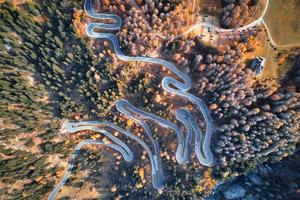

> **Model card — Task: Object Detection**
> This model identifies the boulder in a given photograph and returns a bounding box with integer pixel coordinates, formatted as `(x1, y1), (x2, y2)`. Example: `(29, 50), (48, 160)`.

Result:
(223, 184), (246, 199)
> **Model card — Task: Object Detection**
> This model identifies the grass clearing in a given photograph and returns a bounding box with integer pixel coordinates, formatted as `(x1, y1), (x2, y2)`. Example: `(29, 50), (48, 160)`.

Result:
(264, 0), (300, 46)
(247, 30), (293, 79)
(261, 46), (292, 79)
(254, 0), (300, 79)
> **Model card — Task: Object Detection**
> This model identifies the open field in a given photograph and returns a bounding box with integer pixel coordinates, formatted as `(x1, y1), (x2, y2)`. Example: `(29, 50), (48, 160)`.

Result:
(252, 33), (294, 79)
(245, 28), (293, 79)
(261, 46), (293, 79)
(264, 0), (300, 46)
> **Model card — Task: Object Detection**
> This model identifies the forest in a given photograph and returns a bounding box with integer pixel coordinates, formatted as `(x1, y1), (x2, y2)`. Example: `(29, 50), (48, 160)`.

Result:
(0, 0), (299, 199)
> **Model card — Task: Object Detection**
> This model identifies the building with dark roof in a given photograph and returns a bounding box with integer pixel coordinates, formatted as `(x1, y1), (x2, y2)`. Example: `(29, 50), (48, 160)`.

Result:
(251, 56), (266, 75)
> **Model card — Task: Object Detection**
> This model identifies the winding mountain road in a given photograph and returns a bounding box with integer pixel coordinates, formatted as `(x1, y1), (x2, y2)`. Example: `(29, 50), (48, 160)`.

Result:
(49, 0), (215, 198)
(48, 137), (133, 200)
(84, 0), (214, 166)
(49, 0), (278, 197)
(48, 120), (164, 200)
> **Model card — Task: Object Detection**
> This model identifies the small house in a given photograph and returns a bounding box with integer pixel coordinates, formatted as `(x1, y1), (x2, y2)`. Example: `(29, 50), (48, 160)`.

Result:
(251, 56), (266, 75)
